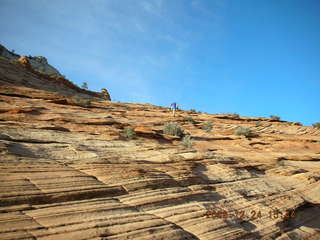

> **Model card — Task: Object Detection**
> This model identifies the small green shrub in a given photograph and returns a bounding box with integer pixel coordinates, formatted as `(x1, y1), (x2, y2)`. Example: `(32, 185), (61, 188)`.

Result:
(229, 113), (240, 119)
(291, 122), (302, 126)
(182, 135), (193, 148)
(235, 127), (256, 137)
(123, 127), (137, 140)
(49, 73), (60, 79)
(81, 82), (88, 90)
(9, 59), (19, 65)
(270, 115), (280, 121)
(72, 97), (91, 107)
(255, 121), (263, 127)
(190, 109), (197, 113)
(163, 122), (184, 137)
(38, 66), (45, 73)
(183, 116), (196, 124)
(312, 122), (320, 128)
(202, 121), (213, 133)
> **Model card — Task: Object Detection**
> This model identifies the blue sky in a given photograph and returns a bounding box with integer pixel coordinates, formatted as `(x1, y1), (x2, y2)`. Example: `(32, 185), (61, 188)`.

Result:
(1, 0), (319, 126)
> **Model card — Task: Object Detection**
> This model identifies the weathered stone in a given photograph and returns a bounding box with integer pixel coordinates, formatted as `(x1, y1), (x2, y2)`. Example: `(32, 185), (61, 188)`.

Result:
(0, 53), (319, 240)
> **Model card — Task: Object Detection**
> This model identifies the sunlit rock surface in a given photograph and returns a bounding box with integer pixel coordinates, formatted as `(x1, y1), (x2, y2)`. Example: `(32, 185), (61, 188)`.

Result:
(0, 57), (319, 240)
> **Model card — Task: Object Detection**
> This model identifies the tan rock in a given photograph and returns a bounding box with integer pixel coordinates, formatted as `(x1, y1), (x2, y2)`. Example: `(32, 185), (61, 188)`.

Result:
(18, 56), (32, 69)
(0, 55), (319, 240)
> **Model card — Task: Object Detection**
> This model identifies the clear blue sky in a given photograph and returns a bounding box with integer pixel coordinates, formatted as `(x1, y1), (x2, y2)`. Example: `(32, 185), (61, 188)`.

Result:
(1, 0), (319, 126)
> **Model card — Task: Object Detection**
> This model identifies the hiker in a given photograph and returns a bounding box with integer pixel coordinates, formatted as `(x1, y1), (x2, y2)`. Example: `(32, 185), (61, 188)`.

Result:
(170, 102), (178, 117)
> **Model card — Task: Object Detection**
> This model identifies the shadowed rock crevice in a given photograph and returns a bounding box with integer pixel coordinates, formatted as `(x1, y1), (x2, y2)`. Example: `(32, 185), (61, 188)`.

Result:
(7, 143), (39, 158)
(0, 185), (128, 207)
(0, 92), (32, 98)
(276, 202), (320, 238)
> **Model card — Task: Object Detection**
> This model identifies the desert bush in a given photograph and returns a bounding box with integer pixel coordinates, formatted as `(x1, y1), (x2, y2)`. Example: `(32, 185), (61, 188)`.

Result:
(183, 116), (196, 124)
(9, 59), (19, 65)
(189, 109), (203, 114)
(313, 122), (320, 128)
(182, 135), (193, 148)
(38, 66), (45, 73)
(234, 127), (256, 137)
(123, 127), (137, 140)
(255, 121), (263, 127)
(72, 97), (91, 107)
(270, 115), (280, 121)
(221, 112), (240, 119)
(163, 122), (184, 137)
(48, 73), (59, 78)
(229, 113), (240, 119)
(202, 121), (213, 133)
(81, 82), (88, 90)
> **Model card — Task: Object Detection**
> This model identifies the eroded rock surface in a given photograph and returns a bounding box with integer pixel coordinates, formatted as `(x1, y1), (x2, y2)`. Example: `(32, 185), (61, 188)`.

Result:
(0, 56), (109, 100)
(0, 59), (320, 240)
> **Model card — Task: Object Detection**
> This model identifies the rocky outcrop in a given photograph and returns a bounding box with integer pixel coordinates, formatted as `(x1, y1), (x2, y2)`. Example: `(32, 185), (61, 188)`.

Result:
(0, 56), (319, 239)
(0, 44), (62, 76)
(0, 44), (111, 101)
(101, 88), (112, 101)
(0, 56), (110, 100)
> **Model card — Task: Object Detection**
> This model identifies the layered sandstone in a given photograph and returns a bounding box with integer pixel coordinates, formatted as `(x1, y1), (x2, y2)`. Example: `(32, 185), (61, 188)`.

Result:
(0, 56), (110, 100)
(0, 57), (319, 240)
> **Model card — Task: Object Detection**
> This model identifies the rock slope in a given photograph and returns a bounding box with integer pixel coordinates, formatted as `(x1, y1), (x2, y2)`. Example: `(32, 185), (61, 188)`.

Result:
(0, 56), (109, 100)
(0, 44), (62, 76)
(0, 58), (320, 240)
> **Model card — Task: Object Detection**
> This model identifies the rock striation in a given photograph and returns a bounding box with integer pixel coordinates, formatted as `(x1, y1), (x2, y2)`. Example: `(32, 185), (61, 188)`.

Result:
(0, 55), (110, 101)
(0, 57), (319, 240)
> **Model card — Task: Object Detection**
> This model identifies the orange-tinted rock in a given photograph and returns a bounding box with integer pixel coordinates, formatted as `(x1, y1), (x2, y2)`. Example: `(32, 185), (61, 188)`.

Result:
(134, 126), (156, 134)
(0, 55), (319, 240)
(6, 107), (41, 114)
(18, 56), (32, 69)
(1, 57), (109, 100)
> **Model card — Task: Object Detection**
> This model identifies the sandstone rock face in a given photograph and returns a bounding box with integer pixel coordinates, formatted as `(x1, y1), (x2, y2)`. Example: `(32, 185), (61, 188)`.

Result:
(0, 59), (320, 240)
(0, 45), (111, 101)
(28, 56), (61, 76)
(0, 57), (108, 100)
(101, 88), (111, 101)
(0, 44), (62, 76)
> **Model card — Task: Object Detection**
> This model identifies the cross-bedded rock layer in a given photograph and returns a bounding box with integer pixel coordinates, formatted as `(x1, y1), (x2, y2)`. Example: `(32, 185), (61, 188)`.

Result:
(0, 58), (319, 240)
